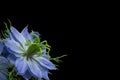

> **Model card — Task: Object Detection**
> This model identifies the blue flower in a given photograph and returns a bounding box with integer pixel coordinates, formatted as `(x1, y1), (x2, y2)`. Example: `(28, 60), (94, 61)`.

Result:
(0, 40), (9, 80)
(0, 56), (9, 80)
(5, 27), (56, 80)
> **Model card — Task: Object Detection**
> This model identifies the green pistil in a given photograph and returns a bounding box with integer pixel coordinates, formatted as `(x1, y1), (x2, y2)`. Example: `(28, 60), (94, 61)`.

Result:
(26, 43), (40, 57)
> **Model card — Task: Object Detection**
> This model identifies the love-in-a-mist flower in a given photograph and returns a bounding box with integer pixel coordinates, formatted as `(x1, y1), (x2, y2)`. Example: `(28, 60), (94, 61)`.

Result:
(5, 27), (56, 80)
(0, 40), (9, 80)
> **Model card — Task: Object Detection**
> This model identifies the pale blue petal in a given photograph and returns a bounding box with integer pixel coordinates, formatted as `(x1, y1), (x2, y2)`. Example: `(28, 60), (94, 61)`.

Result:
(37, 57), (56, 70)
(9, 33), (14, 40)
(41, 68), (49, 80)
(0, 72), (7, 80)
(22, 70), (32, 79)
(41, 53), (51, 59)
(10, 27), (26, 45)
(0, 40), (4, 55)
(15, 57), (28, 75)
(7, 54), (17, 64)
(1, 46), (10, 57)
(34, 65), (49, 80)
(9, 32), (23, 44)
(0, 68), (8, 79)
(0, 56), (9, 80)
(0, 56), (9, 69)
(42, 48), (46, 53)
(6, 48), (21, 57)
(5, 39), (23, 54)
(28, 60), (42, 78)
(21, 26), (33, 41)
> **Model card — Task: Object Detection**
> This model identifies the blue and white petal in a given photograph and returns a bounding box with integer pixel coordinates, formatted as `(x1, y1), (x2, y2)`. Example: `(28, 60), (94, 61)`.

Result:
(7, 54), (17, 64)
(41, 53), (51, 59)
(5, 39), (23, 54)
(21, 26), (33, 41)
(41, 67), (49, 80)
(22, 70), (32, 79)
(0, 56), (9, 80)
(28, 59), (42, 78)
(10, 27), (26, 45)
(0, 56), (9, 68)
(15, 57), (28, 75)
(37, 56), (56, 70)
(0, 72), (7, 80)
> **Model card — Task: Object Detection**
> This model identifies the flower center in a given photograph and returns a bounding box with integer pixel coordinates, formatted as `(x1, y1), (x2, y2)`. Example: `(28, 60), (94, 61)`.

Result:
(25, 43), (40, 58)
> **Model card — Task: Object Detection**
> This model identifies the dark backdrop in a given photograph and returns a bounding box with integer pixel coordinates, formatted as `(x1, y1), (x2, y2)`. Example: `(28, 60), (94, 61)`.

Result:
(0, 15), (81, 80)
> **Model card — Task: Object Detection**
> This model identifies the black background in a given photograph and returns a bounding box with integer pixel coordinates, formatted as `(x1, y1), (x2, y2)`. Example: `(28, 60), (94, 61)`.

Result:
(0, 15), (81, 80)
